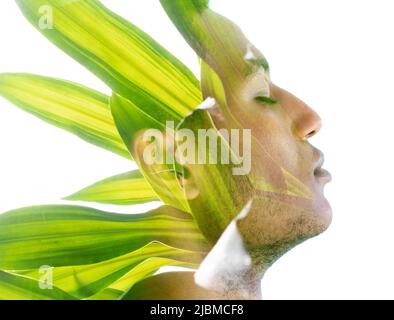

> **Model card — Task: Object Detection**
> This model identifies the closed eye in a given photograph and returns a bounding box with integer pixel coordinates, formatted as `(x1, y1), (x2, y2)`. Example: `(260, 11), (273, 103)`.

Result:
(255, 96), (278, 105)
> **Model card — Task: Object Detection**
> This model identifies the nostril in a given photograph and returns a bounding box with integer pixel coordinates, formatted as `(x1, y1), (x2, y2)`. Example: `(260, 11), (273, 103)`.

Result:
(301, 114), (322, 140)
(305, 130), (317, 140)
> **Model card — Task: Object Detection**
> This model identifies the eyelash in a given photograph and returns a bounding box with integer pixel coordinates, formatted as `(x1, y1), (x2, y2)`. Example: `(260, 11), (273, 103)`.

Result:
(255, 96), (278, 105)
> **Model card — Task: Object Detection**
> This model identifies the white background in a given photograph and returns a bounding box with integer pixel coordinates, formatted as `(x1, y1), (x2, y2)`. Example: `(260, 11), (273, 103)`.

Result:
(1, 0), (393, 299)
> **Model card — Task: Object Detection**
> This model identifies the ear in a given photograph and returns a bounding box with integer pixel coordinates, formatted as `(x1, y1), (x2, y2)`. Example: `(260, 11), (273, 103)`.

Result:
(132, 130), (190, 212)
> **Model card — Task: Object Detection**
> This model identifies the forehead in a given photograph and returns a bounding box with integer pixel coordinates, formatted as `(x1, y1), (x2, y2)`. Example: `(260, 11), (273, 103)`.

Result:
(243, 48), (271, 92)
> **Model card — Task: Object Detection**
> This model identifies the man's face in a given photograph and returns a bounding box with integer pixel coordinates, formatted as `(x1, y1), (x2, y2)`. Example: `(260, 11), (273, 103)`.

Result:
(207, 68), (332, 248)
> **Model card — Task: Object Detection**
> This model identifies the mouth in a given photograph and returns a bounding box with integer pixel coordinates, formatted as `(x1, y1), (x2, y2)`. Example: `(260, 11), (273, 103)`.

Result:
(313, 151), (332, 183)
(314, 167), (332, 183)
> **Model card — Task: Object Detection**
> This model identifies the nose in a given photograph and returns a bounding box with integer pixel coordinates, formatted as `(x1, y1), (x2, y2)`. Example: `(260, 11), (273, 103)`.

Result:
(272, 85), (322, 140)
(294, 103), (322, 140)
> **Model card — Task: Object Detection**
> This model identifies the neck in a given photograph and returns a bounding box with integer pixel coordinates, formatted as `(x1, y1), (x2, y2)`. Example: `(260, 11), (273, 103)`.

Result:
(193, 206), (293, 300)
(205, 261), (266, 300)
(200, 247), (291, 300)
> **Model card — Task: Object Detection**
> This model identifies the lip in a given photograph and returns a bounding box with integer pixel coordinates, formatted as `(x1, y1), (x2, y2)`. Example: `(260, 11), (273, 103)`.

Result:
(314, 167), (332, 182)
(313, 151), (332, 183)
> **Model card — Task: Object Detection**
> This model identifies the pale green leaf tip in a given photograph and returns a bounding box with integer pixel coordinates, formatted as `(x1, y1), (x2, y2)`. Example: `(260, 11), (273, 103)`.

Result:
(62, 194), (77, 201)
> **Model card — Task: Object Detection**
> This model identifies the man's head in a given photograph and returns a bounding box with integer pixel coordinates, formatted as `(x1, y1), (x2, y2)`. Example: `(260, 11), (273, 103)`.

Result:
(158, 0), (332, 253)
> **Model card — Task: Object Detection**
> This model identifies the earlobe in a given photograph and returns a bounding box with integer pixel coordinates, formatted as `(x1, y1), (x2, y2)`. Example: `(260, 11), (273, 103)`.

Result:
(177, 165), (200, 200)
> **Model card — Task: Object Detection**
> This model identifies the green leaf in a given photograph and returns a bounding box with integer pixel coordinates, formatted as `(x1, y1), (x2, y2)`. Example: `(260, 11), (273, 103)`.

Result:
(176, 109), (253, 243)
(200, 60), (227, 107)
(0, 73), (130, 159)
(110, 93), (165, 142)
(16, 0), (202, 123)
(89, 257), (193, 300)
(0, 205), (209, 270)
(65, 170), (159, 206)
(0, 271), (76, 300)
(15, 242), (201, 300)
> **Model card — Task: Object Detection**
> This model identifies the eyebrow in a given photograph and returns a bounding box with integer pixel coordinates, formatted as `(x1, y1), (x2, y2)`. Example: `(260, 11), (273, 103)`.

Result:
(257, 57), (270, 72)
(247, 55), (270, 73)
(244, 44), (270, 72)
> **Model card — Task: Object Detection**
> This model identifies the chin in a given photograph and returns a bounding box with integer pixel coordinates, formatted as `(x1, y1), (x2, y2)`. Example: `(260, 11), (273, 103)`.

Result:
(305, 174), (333, 235)
(286, 192), (332, 244)
(304, 193), (333, 239)
(318, 195), (333, 228)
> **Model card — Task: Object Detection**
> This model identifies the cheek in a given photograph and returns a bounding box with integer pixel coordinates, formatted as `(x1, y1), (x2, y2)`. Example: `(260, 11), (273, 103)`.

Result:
(251, 107), (299, 163)
(215, 101), (316, 192)
(263, 130), (300, 168)
(249, 109), (316, 186)
(250, 116), (301, 179)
